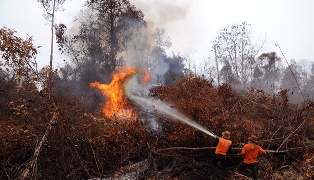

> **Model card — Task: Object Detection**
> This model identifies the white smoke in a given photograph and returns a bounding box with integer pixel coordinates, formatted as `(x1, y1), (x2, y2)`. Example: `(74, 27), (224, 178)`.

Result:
(119, 24), (172, 131)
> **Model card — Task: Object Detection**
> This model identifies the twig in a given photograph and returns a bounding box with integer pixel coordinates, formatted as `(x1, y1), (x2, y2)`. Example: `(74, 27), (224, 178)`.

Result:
(19, 108), (59, 179)
(276, 114), (310, 152)
(89, 139), (101, 176)
(276, 43), (305, 101)
(286, 151), (302, 162)
(242, 101), (271, 110)
(229, 170), (253, 180)
(267, 126), (283, 150)
(285, 144), (314, 151)
(2, 167), (10, 180)
(66, 167), (83, 179)
(68, 136), (91, 177)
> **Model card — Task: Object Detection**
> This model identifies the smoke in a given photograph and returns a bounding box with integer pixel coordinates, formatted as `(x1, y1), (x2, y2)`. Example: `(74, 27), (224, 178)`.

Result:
(129, 0), (212, 63)
(120, 25), (173, 86)
(121, 27), (169, 130)
(56, 0), (187, 128)
(120, 25), (173, 131)
(130, 0), (189, 29)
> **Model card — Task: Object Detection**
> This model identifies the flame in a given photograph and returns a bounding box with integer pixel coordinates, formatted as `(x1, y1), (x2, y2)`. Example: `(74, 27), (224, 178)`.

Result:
(138, 67), (151, 84)
(90, 66), (150, 120)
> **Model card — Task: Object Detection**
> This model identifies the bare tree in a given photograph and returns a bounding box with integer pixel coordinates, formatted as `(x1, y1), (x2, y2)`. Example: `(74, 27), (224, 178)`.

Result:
(212, 44), (220, 85)
(281, 60), (303, 103)
(303, 64), (314, 99)
(52, 0), (147, 107)
(212, 22), (258, 89)
(86, 0), (146, 74)
(251, 52), (283, 94)
(37, 0), (67, 98)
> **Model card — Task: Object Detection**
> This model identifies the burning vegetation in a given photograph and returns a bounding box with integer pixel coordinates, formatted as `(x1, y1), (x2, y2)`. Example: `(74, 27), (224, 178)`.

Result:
(0, 0), (314, 179)
(0, 66), (313, 179)
(89, 66), (151, 120)
(90, 66), (138, 120)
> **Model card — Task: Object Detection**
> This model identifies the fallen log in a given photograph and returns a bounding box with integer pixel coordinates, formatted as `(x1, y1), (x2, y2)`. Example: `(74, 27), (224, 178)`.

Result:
(19, 107), (59, 180)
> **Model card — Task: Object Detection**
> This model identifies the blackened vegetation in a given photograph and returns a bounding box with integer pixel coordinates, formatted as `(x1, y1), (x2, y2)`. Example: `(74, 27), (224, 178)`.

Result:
(0, 74), (313, 179)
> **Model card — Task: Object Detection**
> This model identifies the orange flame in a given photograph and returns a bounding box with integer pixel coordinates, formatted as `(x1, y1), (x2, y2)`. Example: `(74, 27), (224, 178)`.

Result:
(90, 66), (150, 120)
(138, 67), (151, 84)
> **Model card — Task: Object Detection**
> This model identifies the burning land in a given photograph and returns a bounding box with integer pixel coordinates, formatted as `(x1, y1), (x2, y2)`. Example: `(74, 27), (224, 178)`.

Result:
(0, 66), (313, 179)
(1, 0), (314, 179)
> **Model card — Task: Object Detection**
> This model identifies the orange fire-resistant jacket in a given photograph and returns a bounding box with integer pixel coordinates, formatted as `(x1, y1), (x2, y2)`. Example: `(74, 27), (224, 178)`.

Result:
(215, 138), (232, 155)
(241, 143), (266, 164)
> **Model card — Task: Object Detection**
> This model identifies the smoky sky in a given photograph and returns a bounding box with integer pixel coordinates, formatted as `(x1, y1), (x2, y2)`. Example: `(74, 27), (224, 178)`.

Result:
(0, 0), (314, 69)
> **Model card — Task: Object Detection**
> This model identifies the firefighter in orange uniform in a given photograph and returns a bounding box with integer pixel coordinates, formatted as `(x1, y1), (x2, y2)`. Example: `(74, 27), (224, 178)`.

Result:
(237, 135), (266, 180)
(212, 131), (232, 169)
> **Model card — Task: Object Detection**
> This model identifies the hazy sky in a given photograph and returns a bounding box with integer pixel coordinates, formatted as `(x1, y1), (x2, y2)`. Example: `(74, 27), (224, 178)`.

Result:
(1, 0), (313, 68)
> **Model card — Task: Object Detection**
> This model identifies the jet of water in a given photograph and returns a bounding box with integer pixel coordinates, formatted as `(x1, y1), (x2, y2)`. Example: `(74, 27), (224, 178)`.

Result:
(128, 94), (217, 138)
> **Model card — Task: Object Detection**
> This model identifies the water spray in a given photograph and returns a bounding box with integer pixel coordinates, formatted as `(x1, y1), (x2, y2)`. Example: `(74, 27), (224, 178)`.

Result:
(127, 93), (217, 138)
